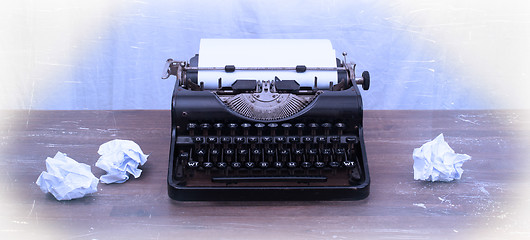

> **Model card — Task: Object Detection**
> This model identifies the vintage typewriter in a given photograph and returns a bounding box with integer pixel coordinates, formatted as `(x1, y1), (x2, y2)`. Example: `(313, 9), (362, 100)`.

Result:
(162, 39), (371, 200)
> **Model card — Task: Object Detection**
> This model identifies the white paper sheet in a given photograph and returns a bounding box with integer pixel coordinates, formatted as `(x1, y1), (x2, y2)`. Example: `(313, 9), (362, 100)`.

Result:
(198, 39), (339, 89)
(413, 133), (472, 182)
(36, 152), (99, 201)
(95, 139), (149, 184)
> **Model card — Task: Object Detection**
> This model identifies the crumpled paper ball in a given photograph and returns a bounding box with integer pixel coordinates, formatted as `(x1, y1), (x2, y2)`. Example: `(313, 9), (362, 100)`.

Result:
(95, 139), (148, 184)
(36, 152), (99, 200)
(413, 133), (471, 182)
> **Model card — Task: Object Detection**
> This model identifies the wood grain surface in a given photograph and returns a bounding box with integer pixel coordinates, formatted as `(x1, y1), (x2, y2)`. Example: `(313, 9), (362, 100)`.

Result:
(1, 110), (529, 239)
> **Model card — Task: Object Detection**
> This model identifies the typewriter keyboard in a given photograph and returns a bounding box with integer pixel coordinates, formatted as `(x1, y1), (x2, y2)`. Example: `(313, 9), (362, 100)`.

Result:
(175, 122), (364, 186)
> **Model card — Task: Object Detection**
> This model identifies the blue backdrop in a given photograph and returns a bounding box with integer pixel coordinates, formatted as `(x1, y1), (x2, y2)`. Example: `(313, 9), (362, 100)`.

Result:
(2, 0), (529, 110)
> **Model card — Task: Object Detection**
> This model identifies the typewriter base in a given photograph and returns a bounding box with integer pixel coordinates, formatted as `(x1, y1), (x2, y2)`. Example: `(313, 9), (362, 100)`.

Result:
(167, 182), (370, 201)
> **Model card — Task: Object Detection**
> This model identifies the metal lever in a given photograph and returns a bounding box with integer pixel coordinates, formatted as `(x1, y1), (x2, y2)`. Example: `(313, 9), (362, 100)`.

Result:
(161, 58), (175, 79)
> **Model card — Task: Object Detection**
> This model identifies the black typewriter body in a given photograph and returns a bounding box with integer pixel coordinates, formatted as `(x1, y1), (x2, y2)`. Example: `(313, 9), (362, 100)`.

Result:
(163, 47), (371, 201)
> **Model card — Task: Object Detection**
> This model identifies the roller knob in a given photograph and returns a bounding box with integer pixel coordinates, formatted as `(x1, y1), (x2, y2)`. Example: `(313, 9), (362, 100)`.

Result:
(362, 71), (370, 90)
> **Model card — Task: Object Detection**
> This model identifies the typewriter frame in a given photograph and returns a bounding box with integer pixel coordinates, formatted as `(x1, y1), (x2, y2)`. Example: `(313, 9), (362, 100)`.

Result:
(164, 54), (370, 201)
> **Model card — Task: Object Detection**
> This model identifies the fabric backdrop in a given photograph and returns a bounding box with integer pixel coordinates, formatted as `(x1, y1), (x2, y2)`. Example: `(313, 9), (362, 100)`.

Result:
(1, 0), (529, 110)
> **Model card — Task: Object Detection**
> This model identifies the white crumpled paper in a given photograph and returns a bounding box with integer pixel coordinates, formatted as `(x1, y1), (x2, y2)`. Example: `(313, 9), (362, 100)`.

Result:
(413, 133), (471, 182)
(36, 152), (99, 200)
(95, 139), (148, 184)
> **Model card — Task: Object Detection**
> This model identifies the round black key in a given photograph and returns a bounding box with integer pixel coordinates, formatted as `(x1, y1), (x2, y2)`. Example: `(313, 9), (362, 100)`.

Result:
(287, 162), (298, 168)
(187, 123), (197, 130)
(266, 149), (275, 155)
(255, 123), (265, 136)
(224, 149), (234, 155)
(245, 162), (255, 168)
(262, 137), (273, 143)
(303, 137), (313, 143)
(335, 123), (345, 135)
(322, 149), (332, 155)
(330, 136), (340, 142)
(229, 123), (238, 135)
(252, 149), (262, 155)
(316, 137), (327, 143)
(203, 162), (213, 168)
(217, 162), (228, 168)
(193, 137), (204, 143)
(179, 152), (189, 160)
(207, 137), (217, 143)
(268, 123), (278, 135)
(308, 149), (318, 155)
(295, 123), (305, 135)
(273, 162), (284, 168)
(309, 123), (319, 135)
(275, 137), (286, 143)
(315, 162), (325, 168)
(187, 161), (199, 168)
(195, 149), (206, 156)
(335, 148), (345, 155)
(346, 136), (359, 143)
(281, 123), (292, 135)
(329, 161), (340, 168)
(301, 161), (312, 168)
(248, 137), (258, 143)
(200, 123), (211, 130)
(231, 162), (242, 168)
(221, 137), (231, 143)
(241, 123), (251, 135)
(235, 137), (245, 143)
(238, 149), (248, 155)
(259, 162), (269, 168)
(343, 161), (355, 168)
(322, 123), (332, 135)
(289, 137), (300, 143)
(214, 123), (224, 135)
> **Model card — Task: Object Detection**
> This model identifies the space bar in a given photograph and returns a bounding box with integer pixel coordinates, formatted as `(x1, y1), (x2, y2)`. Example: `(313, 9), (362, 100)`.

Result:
(212, 176), (328, 183)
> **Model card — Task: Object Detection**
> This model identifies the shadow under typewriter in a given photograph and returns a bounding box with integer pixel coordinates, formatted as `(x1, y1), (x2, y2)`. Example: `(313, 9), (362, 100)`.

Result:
(163, 39), (371, 201)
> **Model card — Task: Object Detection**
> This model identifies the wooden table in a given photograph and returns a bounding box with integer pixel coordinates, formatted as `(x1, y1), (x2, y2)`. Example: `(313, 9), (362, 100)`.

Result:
(1, 110), (529, 239)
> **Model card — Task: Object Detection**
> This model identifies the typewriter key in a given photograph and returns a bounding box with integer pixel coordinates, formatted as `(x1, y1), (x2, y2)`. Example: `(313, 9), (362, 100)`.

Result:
(200, 123), (211, 136)
(321, 123), (332, 136)
(335, 123), (345, 136)
(295, 123), (305, 136)
(241, 123), (251, 136)
(268, 123), (278, 136)
(187, 161), (199, 168)
(309, 123), (319, 136)
(255, 123), (265, 136)
(281, 123), (292, 135)
(231, 161), (242, 168)
(228, 123), (238, 136)
(187, 123), (197, 136)
(214, 123), (224, 136)
(217, 161), (228, 168)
